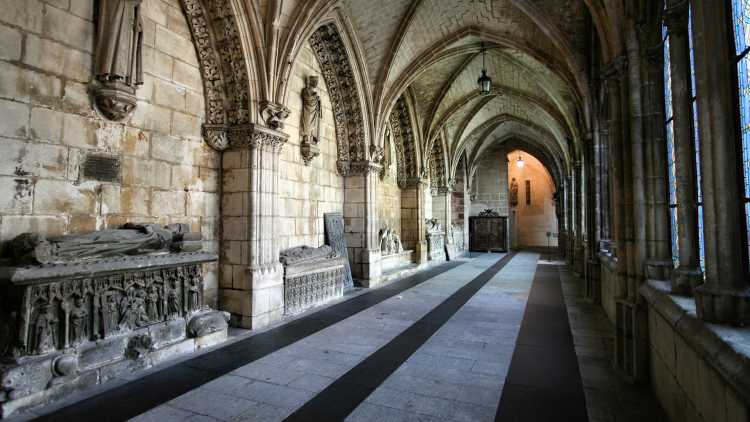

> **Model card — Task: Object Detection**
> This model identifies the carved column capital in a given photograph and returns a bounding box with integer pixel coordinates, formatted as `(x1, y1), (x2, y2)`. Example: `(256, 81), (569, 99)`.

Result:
(338, 160), (383, 176)
(398, 176), (428, 190)
(202, 123), (289, 152)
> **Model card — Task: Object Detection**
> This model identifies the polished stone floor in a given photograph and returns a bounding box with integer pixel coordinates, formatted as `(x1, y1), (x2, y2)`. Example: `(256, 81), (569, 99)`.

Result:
(25, 252), (665, 422)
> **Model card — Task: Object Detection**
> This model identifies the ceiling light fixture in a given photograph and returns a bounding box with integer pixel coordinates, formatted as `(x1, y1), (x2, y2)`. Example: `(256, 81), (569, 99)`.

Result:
(477, 43), (492, 95)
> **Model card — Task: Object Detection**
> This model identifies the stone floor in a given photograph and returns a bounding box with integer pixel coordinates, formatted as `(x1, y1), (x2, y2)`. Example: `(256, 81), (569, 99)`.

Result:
(21, 253), (666, 422)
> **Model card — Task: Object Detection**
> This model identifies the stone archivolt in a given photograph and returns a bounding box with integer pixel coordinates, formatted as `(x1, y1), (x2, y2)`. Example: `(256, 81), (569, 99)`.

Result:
(309, 23), (368, 176)
(389, 96), (420, 188)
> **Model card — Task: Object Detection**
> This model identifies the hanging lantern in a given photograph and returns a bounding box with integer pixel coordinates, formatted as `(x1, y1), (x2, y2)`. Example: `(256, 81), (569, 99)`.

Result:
(516, 155), (525, 168)
(477, 44), (492, 95)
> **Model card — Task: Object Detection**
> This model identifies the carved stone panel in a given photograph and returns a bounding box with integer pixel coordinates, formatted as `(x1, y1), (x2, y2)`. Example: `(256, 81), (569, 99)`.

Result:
(324, 212), (353, 289)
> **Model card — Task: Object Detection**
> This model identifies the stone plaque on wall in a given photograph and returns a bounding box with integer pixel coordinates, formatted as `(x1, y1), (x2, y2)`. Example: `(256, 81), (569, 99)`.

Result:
(324, 212), (353, 289)
(83, 153), (121, 183)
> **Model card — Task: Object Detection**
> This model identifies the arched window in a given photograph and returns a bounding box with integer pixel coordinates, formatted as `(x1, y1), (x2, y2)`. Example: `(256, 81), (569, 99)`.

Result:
(731, 0), (750, 265)
(689, 8), (706, 271)
(663, 23), (679, 267)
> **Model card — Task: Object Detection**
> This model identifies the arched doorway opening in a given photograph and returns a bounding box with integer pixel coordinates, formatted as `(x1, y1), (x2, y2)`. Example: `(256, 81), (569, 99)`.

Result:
(507, 149), (558, 250)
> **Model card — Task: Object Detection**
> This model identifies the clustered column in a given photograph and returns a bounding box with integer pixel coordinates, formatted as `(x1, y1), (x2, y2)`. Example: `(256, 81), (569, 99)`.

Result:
(665, 0), (703, 294)
(690, 0), (750, 324)
(400, 179), (429, 264)
(343, 162), (383, 287)
(217, 124), (289, 330)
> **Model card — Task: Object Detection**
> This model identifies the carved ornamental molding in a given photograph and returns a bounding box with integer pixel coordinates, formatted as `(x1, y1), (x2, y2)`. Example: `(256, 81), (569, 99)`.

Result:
(201, 123), (288, 152)
(181, 0), (250, 136)
(429, 141), (447, 194)
(309, 24), (367, 175)
(389, 96), (420, 188)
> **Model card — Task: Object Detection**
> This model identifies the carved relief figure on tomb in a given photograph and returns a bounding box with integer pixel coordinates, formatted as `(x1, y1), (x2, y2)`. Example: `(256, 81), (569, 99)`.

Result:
(68, 297), (88, 345)
(301, 76), (322, 145)
(105, 294), (120, 334)
(187, 276), (201, 312)
(146, 285), (160, 321)
(167, 279), (181, 319)
(31, 304), (58, 355)
(510, 178), (519, 207)
(94, 0), (144, 87)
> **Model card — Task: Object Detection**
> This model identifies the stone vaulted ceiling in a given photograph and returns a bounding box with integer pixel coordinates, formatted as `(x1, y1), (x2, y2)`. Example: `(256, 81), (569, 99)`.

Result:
(252, 0), (599, 184)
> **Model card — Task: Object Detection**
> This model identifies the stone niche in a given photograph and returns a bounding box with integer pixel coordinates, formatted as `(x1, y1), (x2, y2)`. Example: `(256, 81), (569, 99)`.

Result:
(280, 246), (347, 316)
(379, 228), (413, 273)
(0, 227), (226, 418)
(425, 219), (447, 262)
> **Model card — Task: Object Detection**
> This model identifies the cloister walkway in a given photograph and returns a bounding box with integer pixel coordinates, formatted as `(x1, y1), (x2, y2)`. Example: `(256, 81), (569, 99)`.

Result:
(23, 253), (663, 422)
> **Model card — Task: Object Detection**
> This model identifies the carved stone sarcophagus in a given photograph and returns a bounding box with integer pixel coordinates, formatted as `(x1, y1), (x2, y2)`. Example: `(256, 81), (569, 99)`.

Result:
(0, 226), (226, 418)
(280, 246), (346, 316)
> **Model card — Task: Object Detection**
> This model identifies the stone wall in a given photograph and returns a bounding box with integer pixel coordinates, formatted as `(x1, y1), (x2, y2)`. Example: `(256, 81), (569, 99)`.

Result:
(470, 145), (508, 216)
(0, 0), (219, 304)
(507, 150), (558, 248)
(279, 43), (344, 251)
(378, 141), (401, 235)
(642, 282), (749, 422)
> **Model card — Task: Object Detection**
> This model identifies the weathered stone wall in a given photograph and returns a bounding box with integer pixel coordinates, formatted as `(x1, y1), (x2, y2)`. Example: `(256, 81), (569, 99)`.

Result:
(507, 150), (558, 248)
(280, 43), (345, 250)
(470, 145), (509, 216)
(378, 141), (401, 235)
(647, 297), (748, 422)
(599, 258), (617, 323)
(0, 0), (219, 304)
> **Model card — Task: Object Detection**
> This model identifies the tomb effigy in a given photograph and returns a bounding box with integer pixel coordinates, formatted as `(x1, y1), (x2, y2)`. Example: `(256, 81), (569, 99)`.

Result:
(280, 245), (347, 315)
(324, 212), (353, 289)
(0, 224), (225, 418)
(379, 228), (413, 272)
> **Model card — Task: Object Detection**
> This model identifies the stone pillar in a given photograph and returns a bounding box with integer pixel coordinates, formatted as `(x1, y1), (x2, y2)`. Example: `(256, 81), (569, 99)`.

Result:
(585, 133), (601, 303)
(691, 0), (750, 324)
(603, 57), (629, 293)
(643, 43), (674, 282)
(400, 179), (429, 265)
(665, 1), (703, 294)
(574, 161), (586, 275)
(344, 162), (383, 288)
(216, 124), (288, 330)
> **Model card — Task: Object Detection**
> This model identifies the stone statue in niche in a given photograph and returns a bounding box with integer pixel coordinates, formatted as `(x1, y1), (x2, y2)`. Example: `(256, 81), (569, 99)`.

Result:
(9, 223), (202, 265)
(300, 76), (322, 165)
(510, 177), (519, 207)
(379, 228), (403, 256)
(93, 0), (144, 121)
(146, 285), (160, 320)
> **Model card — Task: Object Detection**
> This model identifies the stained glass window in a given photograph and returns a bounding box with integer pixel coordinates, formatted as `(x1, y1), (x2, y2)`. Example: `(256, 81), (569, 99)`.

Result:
(689, 8), (706, 271)
(731, 0), (750, 266)
(664, 23), (680, 267)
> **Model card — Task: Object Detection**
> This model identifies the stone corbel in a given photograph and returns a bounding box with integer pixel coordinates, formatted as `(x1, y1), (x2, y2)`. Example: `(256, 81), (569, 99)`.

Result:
(93, 81), (138, 121)
(260, 101), (291, 130)
(301, 142), (320, 166)
(338, 160), (383, 176)
(201, 123), (288, 152)
(201, 124), (229, 151)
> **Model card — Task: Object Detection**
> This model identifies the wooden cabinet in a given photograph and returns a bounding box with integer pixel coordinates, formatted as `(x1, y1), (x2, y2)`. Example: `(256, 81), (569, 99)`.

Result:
(469, 216), (508, 252)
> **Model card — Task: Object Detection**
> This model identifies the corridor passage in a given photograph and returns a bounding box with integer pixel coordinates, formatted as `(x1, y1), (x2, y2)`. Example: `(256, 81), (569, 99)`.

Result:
(28, 253), (661, 422)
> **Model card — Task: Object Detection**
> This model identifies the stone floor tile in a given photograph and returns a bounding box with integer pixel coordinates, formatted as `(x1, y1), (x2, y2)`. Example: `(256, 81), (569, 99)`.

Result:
(129, 404), (195, 422)
(167, 389), (258, 421)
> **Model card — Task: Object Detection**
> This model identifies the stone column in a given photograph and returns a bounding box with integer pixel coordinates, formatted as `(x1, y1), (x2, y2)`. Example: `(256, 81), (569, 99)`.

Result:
(344, 162), (383, 288)
(433, 185), (456, 259)
(643, 43), (674, 282)
(665, 0), (703, 294)
(691, 0), (750, 324)
(574, 161), (586, 275)
(585, 133), (601, 303)
(400, 178), (429, 265)
(216, 124), (288, 330)
(603, 57), (629, 292)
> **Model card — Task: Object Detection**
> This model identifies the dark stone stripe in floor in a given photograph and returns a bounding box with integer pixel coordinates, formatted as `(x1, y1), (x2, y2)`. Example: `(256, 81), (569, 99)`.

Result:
(285, 252), (517, 422)
(495, 263), (588, 422)
(35, 261), (465, 422)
